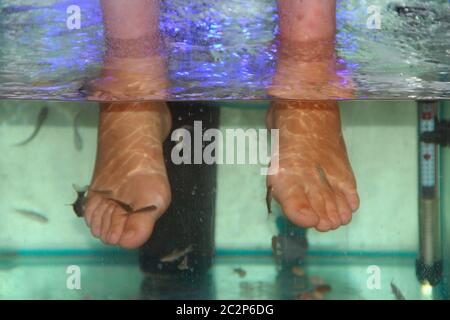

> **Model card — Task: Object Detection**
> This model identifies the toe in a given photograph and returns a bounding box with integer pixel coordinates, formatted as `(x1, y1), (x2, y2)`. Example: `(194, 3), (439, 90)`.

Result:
(118, 211), (158, 249)
(90, 200), (109, 238)
(339, 182), (360, 212)
(100, 203), (114, 243)
(321, 189), (342, 230)
(335, 190), (353, 225)
(84, 194), (102, 227)
(306, 190), (332, 232)
(279, 186), (320, 228)
(107, 206), (128, 245)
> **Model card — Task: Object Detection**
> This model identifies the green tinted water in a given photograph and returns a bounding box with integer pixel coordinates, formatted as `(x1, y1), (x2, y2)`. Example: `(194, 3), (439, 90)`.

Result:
(0, 100), (449, 299)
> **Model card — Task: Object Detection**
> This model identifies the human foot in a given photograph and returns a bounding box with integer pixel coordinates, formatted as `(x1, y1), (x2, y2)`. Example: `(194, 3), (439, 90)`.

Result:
(84, 102), (172, 248)
(266, 100), (359, 232)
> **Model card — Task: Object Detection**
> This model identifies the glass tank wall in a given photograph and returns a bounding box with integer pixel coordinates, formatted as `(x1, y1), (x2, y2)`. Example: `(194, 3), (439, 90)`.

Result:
(0, 0), (449, 300)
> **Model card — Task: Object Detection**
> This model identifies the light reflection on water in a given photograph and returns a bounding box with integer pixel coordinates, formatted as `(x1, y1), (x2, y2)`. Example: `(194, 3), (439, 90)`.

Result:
(0, 0), (449, 101)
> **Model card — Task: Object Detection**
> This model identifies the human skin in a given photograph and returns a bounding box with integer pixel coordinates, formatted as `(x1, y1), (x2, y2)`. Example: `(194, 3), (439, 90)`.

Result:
(267, 0), (360, 232)
(83, 0), (172, 248)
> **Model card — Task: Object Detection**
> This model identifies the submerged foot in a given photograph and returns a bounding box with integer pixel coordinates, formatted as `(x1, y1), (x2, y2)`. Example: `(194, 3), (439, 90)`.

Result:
(267, 100), (359, 232)
(85, 102), (172, 248)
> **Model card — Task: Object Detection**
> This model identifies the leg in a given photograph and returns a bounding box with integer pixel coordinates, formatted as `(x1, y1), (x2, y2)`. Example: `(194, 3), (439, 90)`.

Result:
(85, 0), (167, 100)
(277, 0), (337, 43)
(270, 0), (353, 99)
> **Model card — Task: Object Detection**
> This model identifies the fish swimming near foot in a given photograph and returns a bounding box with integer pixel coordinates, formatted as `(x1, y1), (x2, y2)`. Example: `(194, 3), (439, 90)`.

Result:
(15, 209), (49, 224)
(70, 185), (116, 218)
(160, 245), (194, 263)
(316, 164), (332, 188)
(390, 281), (406, 300)
(14, 106), (49, 146)
(70, 184), (89, 218)
(271, 235), (282, 265)
(296, 284), (332, 300)
(233, 268), (247, 278)
(73, 110), (83, 151)
(266, 186), (273, 215)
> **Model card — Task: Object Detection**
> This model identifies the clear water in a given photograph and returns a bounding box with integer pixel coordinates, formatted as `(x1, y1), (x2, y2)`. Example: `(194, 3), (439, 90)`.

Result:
(0, 0), (450, 301)
(0, 0), (449, 100)
(1, 100), (449, 300)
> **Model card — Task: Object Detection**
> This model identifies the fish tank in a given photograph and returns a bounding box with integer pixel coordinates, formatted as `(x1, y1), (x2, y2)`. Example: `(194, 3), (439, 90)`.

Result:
(0, 0), (449, 301)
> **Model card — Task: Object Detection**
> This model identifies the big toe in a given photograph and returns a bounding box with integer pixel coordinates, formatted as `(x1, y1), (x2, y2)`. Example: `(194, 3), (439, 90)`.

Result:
(118, 211), (158, 249)
(278, 186), (320, 228)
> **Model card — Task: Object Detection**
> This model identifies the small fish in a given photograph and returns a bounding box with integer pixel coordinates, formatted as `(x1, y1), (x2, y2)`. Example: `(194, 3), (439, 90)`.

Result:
(107, 198), (133, 213)
(15, 209), (48, 224)
(15, 106), (49, 146)
(315, 284), (332, 294)
(312, 284), (332, 300)
(296, 285), (332, 300)
(71, 184), (89, 218)
(177, 256), (189, 271)
(296, 292), (316, 300)
(73, 110), (83, 151)
(134, 205), (158, 214)
(291, 266), (306, 277)
(266, 186), (273, 215)
(390, 281), (406, 300)
(70, 185), (115, 217)
(271, 236), (282, 255)
(160, 245), (193, 263)
(316, 164), (332, 188)
(233, 268), (247, 278)
(271, 236), (283, 265)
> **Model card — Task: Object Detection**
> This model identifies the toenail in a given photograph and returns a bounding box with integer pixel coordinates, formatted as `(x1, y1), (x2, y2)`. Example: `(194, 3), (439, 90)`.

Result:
(345, 192), (359, 209)
(93, 228), (101, 236)
(349, 199), (359, 211)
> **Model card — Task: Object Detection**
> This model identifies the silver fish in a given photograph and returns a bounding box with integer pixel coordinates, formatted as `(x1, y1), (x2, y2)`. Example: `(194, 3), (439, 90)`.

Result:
(160, 245), (193, 263)
(15, 106), (49, 146)
(73, 111), (83, 151)
(15, 209), (48, 224)
(70, 185), (116, 217)
(316, 164), (332, 188)
(391, 281), (406, 300)
(177, 256), (189, 271)
(266, 186), (273, 215)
